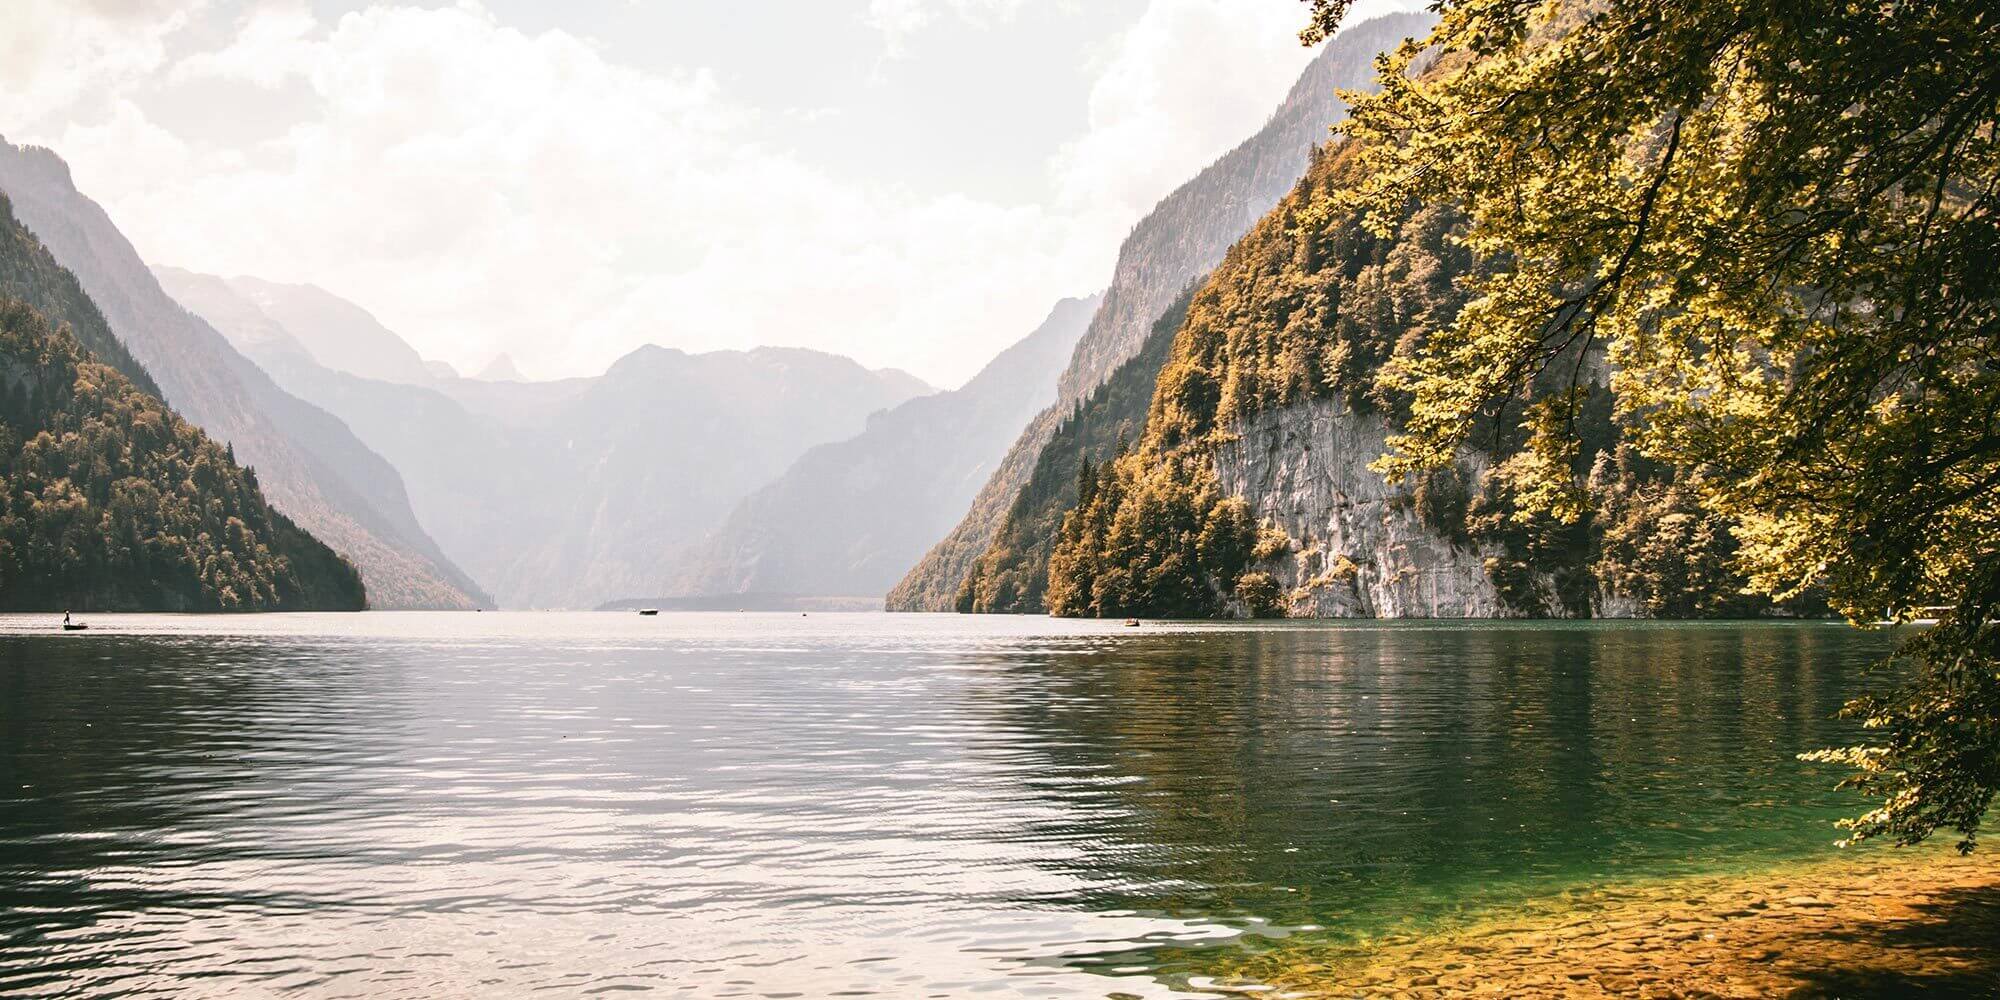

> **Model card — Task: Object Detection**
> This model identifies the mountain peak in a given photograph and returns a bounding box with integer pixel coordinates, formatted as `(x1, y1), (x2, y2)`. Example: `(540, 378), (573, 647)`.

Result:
(476, 353), (526, 381)
(221, 274), (437, 386)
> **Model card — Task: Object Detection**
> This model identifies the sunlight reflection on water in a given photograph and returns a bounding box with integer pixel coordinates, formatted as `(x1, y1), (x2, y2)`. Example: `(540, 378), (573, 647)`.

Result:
(0, 613), (1890, 997)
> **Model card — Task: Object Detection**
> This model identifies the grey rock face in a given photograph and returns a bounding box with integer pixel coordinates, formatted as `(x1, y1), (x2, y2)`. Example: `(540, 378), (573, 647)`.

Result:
(1213, 400), (1511, 618)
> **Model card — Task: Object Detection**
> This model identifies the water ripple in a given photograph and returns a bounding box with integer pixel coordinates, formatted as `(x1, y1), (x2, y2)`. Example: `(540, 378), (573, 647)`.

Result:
(0, 613), (1890, 997)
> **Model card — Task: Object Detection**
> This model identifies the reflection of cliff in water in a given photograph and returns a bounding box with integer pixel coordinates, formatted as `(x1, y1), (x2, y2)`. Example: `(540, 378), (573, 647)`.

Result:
(970, 623), (1893, 937)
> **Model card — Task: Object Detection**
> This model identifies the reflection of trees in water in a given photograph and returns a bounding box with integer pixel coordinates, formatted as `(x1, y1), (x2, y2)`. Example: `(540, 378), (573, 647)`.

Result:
(977, 624), (1892, 935)
(0, 635), (408, 955)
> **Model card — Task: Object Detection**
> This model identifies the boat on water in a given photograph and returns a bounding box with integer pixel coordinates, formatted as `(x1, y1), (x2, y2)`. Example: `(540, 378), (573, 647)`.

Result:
(62, 623), (88, 631)
(638, 608), (659, 616)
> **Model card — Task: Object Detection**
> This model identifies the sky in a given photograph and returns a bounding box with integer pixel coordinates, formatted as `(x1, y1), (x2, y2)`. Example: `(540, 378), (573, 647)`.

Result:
(7, 0), (1423, 387)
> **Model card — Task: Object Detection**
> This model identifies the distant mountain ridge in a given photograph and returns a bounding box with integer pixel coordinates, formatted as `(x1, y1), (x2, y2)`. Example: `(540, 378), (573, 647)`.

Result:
(674, 293), (1099, 601)
(226, 275), (439, 386)
(476, 353), (526, 382)
(0, 138), (489, 609)
(157, 268), (934, 609)
(888, 11), (1435, 611)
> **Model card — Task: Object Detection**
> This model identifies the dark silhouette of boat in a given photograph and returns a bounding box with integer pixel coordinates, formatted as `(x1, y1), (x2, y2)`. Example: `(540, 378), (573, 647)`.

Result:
(638, 608), (659, 616)
(63, 623), (88, 631)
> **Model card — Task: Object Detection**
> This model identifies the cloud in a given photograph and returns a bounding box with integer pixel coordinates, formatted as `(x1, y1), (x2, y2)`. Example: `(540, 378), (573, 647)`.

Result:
(12, 0), (1423, 387)
(1048, 0), (1320, 223)
(1, 0), (197, 129)
(864, 0), (1029, 57)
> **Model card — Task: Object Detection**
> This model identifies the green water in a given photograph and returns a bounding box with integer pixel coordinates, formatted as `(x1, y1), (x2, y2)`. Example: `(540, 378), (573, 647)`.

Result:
(0, 614), (1895, 997)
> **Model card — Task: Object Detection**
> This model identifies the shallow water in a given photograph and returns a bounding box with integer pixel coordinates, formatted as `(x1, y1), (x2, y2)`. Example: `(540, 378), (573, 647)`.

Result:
(0, 613), (1895, 997)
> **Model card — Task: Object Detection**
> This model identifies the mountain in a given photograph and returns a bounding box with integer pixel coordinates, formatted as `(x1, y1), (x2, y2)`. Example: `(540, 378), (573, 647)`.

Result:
(223, 275), (437, 386)
(0, 199), (363, 611)
(888, 11), (1435, 611)
(151, 266), (316, 369)
(675, 293), (1099, 601)
(1037, 123), (1798, 620)
(0, 138), (489, 609)
(0, 198), (159, 401)
(481, 345), (932, 608)
(476, 353), (525, 381)
(152, 268), (933, 609)
(951, 290), (1187, 613)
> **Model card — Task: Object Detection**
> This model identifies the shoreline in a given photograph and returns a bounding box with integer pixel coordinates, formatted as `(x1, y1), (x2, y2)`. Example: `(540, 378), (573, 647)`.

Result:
(1202, 848), (2000, 998)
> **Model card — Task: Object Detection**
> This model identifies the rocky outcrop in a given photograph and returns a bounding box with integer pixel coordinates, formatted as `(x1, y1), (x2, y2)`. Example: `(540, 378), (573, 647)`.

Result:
(1213, 401), (1507, 618)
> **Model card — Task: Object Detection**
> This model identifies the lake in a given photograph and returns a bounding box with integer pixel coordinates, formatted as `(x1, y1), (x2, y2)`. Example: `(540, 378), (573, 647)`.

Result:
(0, 613), (1896, 997)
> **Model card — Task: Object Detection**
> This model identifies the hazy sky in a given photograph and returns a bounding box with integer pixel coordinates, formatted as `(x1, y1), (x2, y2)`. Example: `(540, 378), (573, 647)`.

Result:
(9, 0), (1422, 386)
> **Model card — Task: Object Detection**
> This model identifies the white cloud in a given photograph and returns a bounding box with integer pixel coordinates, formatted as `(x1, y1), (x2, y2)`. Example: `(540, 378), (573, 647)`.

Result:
(1049, 0), (1318, 223)
(865, 0), (1029, 57)
(11, 0), (1423, 387)
(1, 0), (198, 129)
(166, 1), (316, 88)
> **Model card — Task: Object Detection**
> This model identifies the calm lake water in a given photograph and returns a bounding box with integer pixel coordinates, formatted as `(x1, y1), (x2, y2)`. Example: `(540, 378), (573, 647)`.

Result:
(0, 613), (1897, 997)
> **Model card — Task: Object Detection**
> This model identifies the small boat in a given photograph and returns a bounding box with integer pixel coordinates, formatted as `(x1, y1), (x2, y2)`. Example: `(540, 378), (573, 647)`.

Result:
(62, 623), (88, 631)
(638, 608), (659, 616)
(1124, 618), (1140, 627)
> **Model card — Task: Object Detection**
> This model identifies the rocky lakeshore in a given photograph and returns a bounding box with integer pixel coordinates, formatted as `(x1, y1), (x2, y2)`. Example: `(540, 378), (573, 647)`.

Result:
(1202, 849), (2000, 998)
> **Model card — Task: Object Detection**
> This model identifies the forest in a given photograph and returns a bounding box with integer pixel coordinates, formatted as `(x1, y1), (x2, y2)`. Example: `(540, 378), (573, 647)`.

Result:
(0, 295), (364, 611)
(954, 291), (1190, 614)
(1039, 139), (1799, 620)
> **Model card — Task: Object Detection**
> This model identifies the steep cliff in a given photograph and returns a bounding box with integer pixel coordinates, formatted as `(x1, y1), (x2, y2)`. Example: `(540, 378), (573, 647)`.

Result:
(1041, 133), (1794, 619)
(1207, 402), (1506, 617)
(676, 294), (1098, 601)
(889, 11), (1435, 611)
(0, 139), (488, 609)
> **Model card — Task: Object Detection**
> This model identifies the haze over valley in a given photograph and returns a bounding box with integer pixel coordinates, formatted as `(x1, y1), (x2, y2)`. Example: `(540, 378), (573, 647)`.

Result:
(1, 2), (1438, 612)
(4, 1), (1996, 997)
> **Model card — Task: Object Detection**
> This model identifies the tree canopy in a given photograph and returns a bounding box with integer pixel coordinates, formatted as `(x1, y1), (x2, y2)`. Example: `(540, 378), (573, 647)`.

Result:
(0, 297), (365, 611)
(1312, 0), (1998, 848)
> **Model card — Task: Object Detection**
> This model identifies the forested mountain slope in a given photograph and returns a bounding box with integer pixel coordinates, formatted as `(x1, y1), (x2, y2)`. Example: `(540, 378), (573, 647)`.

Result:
(0, 196), (159, 401)
(0, 139), (487, 609)
(951, 291), (1188, 613)
(676, 294), (1098, 600)
(1040, 139), (1804, 620)
(889, 11), (1433, 611)
(0, 202), (363, 611)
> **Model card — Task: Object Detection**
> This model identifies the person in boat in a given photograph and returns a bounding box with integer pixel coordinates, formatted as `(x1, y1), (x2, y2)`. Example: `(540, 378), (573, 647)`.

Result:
(63, 610), (70, 626)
